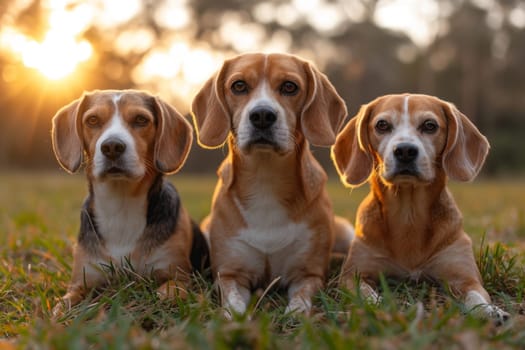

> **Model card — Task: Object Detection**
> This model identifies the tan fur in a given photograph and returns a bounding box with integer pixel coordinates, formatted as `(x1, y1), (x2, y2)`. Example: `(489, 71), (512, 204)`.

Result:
(191, 53), (353, 316)
(332, 94), (508, 322)
(51, 90), (197, 316)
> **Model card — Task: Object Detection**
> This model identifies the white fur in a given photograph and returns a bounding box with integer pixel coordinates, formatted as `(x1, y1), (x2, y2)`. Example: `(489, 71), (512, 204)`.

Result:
(221, 278), (251, 318)
(217, 180), (315, 316)
(360, 281), (383, 304)
(92, 96), (144, 179)
(464, 290), (508, 321)
(233, 190), (311, 256)
(285, 283), (313, 314)
(285, 296), (311, 314)
(92, 182), (147, 264)
(236, 80), (290, 152)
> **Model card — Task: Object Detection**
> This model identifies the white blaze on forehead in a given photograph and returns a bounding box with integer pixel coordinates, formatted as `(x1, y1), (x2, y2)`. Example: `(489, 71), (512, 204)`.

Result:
(402, 95), (410, 123)
(112, 93), (122, 105)
(95, 97), (136, 155)
(394, 95), (415, 142)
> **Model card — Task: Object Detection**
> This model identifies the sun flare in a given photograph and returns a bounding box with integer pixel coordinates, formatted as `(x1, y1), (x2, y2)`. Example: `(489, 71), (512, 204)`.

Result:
(0, 1), (95, 80)
(21, 32), (92, 80)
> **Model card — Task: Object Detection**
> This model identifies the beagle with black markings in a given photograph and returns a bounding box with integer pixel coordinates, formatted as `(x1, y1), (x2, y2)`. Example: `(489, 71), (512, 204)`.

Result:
(191, 53), (354, 317)
(332, 93), (509, 323)
(51, 90), (208, 316)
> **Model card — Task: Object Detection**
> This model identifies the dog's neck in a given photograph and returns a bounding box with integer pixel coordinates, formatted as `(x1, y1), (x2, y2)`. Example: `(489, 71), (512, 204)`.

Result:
(88, 173), (158, 244)
(369, 170), (458, 231)
(224, 137), (326, 207)
(363, 171), (463, 265)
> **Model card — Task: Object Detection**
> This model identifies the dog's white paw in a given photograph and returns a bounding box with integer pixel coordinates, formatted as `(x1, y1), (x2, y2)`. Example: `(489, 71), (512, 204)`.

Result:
(360, 282), (382, 305)
(471, 303), (510, 325)
(285, 297), (311, 315)
(465, 291), (510, 325)
(365, 292), (383, 305)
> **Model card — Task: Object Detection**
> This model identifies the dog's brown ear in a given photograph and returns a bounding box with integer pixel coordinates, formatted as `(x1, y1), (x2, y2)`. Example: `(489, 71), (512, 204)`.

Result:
(301, 61), (347, 147)
(191, 62), (231, 148)
(153, 97), (193, 174)
(52, 96), (87, 173)
(331, 104), (374, 187)
(441, 101), (490, 181)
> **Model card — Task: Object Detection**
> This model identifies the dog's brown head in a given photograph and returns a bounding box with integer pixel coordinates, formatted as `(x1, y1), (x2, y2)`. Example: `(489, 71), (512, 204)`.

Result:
(332, 94), (490, 187)
(52, 90), (192, 179)
(191, 53), (347, 154)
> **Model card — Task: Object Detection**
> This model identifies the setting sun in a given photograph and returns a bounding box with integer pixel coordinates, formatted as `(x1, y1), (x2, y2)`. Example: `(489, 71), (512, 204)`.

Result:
(0, 0), (95, 80)
(20, 31), (92, 80)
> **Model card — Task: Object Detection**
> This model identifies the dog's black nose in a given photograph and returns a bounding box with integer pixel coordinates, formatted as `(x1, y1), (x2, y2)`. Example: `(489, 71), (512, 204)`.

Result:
(101, 138), (126, 160)
(394, 143), (418, 163)
(249, 107), (277, 129)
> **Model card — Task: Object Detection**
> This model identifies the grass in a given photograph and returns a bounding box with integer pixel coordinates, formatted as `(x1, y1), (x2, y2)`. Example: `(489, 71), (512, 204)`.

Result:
(1, 170), (524, 349)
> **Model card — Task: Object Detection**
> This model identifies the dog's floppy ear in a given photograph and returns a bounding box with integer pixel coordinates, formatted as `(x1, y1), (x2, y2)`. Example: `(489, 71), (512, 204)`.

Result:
(52, 95), (88, 173)
(153, 96), (193, 174)
(191, 62), (231, 148)
(331, 103), (374, 187)
(441, 101), (490, 181)
(301, 61), (347, 147)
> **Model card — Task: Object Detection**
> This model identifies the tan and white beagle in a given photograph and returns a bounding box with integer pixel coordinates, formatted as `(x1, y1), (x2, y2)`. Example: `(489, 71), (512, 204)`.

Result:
(332, 93), (509, 323)
(191, 53), (354, 317)
(51, 90), (208, 316)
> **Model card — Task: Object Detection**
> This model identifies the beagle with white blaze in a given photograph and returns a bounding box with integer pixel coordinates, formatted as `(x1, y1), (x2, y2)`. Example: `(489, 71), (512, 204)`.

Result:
(332, 93), (509, 323)
(191, 53), (354, 317)
(51, 90), (208, 316)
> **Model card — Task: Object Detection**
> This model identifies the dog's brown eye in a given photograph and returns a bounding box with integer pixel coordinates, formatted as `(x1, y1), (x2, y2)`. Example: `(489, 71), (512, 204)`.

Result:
(280, 81), (298, 96)
(86, 116), (100, 128)
(421, 120), (438, 134)
(231, 80), (248, 94)
(375, 120), (392, 133)
(134, 115), (149, 127)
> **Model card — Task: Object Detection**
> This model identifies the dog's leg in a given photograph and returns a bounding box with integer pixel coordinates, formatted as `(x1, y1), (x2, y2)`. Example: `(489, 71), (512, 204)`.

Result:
(339, 272), (383, 304)
(155, 268), (191, 300)
(427, 235), (510, 324)
(52, 255), (104, 318)
(157, 280), (188, 300)
(285, 276), (323, 314)
(219, 276), (251, 319)
(53, 285), (86, 318)
(339, 239), (387, 304)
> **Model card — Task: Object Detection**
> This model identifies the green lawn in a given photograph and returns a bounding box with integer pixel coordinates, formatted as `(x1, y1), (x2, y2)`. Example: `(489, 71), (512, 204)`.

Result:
(1, 171), (524, 349)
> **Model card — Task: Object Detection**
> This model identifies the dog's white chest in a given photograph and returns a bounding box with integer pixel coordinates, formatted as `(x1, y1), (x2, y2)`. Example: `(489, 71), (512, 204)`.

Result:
(93, 185), (147, 261)
(234, 192), (311, 255)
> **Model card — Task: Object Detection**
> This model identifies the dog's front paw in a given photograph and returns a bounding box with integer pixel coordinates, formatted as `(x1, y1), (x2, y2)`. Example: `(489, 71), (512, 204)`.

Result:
(465, 290), (510, 325)
(485, 304), (510, 325)
(360, 282), (382, 305)
(51, 297), (73, 320)
(365, 292), (383, 305)
(222, 301), (249, 321)
(467, 303), (510, 325)
(285, 297), (312, 315)
(157, 280), (188, 300)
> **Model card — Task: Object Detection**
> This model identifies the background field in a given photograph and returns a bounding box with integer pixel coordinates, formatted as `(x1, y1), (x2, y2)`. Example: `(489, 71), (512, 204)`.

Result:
(0, 171), (524, 349)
